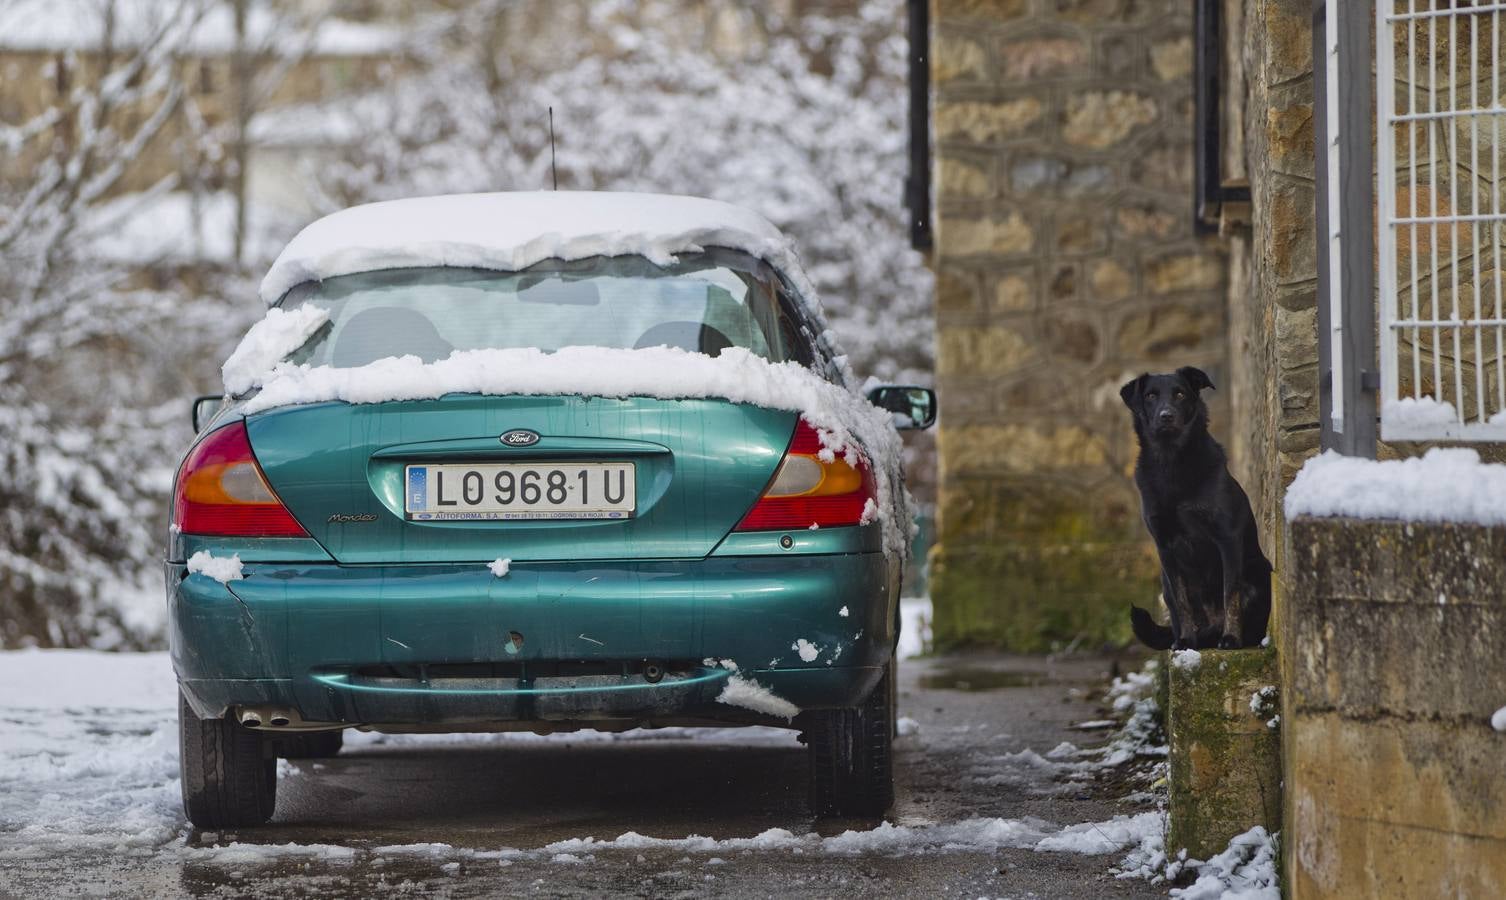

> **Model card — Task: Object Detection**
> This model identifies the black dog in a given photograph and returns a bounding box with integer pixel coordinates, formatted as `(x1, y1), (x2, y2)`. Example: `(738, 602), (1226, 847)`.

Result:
(1120, 367), (1271, 650)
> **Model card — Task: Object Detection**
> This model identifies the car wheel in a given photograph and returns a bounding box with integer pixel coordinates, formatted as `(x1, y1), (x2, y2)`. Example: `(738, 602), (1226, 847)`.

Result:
(179, 691), (276, 828)
(276, 730), (344, 759)
(803, 662), (895, 818)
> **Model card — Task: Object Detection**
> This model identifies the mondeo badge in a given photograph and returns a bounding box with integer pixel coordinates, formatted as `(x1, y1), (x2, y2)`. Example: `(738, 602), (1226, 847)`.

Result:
(500, 429), (541, 447)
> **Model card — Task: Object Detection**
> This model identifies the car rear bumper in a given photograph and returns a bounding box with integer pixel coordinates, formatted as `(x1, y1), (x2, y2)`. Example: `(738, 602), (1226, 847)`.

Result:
(169, 553), (896, 727)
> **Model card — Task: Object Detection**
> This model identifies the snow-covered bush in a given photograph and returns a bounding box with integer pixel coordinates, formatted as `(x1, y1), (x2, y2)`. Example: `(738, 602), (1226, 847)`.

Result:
(0, 1), (265, 647)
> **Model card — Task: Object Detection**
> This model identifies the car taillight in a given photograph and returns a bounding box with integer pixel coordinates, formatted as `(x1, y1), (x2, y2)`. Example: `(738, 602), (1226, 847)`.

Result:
(172, 421), (309, 537)
(734, 419), (876, 531)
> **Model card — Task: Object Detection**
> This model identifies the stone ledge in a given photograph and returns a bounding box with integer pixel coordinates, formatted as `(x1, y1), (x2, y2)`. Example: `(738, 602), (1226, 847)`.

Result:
(1166, 647), (1282, 860)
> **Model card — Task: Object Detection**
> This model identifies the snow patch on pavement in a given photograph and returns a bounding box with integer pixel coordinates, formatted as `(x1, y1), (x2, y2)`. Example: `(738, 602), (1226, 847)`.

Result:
(1492, 705), (1506, 732)
(0, 650), (182, 855)
(965, 658), (1167, 795)
(1119, 824), (1280, 898)
(179, 842), (359, 864)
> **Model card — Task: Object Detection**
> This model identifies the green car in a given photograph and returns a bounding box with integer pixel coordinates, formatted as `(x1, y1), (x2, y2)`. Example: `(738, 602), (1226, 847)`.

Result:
(169, 192), (934, 828)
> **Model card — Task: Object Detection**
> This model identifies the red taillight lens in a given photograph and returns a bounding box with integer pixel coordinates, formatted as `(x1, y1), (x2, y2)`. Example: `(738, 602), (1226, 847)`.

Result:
(172, 422), (309, 537)
(733, 419), (876, 531)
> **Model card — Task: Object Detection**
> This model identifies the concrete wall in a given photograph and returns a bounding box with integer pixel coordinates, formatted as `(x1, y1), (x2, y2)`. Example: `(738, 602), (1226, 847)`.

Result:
(1282, 516), (1506, 898)
(928, 0), (1230, 651)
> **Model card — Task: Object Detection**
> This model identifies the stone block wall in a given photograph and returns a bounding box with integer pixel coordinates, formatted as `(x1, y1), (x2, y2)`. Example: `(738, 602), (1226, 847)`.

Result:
(1227, 0), (1319, 567)
(928, 0), (1230, 650)
(1282, 517), (1506, 897)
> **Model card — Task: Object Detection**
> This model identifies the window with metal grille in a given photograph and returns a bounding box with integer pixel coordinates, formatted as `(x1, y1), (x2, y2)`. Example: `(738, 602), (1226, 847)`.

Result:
(1377, 1), (1506, 440)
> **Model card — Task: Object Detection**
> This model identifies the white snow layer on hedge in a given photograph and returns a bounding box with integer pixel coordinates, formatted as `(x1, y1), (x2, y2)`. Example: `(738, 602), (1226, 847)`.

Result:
(1284, 448), (1506, 525)
(259, 192), (814, 307)
(242, 345), (913, 557)
(220, 305), (329, 395)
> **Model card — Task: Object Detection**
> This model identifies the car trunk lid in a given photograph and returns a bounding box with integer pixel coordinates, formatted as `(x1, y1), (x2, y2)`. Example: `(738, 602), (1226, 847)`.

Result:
(245, 395), (793, 563)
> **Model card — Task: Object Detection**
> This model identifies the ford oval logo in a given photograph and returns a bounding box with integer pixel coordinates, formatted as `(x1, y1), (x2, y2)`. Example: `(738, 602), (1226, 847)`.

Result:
(500, 429), (540, 447)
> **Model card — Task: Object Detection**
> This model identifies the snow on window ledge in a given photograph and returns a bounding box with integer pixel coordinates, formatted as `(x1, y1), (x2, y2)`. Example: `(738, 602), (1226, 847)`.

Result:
(1284, 448), (1506, 526)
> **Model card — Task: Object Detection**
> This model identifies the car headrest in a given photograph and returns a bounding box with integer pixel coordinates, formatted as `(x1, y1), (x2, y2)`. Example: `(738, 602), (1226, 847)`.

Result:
(633, 321), (734, 356)
(331, 307), (455, 367)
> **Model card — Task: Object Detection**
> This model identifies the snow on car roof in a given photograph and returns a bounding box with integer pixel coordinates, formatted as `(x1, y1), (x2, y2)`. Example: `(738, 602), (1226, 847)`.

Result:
(259, 192), (801, 306)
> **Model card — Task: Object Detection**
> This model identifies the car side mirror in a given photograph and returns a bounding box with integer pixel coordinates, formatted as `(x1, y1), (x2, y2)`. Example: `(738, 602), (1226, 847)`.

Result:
(191, 395), (225, 432)
(866, 385), (936, 430)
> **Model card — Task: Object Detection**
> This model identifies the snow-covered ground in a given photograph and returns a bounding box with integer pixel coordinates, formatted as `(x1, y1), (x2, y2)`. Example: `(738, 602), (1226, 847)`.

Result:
(0, 632), (1270, 897)
(0, 601), (933, 857)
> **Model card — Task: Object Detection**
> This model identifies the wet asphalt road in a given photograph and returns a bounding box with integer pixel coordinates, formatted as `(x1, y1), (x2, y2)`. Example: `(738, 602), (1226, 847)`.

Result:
(0, 653), (1166, 899)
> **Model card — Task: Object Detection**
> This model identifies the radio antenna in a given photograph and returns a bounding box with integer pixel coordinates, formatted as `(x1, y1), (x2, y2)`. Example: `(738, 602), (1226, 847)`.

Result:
(548, 107), (558, 191)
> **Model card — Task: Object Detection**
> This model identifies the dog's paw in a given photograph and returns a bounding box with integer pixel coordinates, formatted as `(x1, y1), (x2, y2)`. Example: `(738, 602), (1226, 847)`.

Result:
(1173, 639), (1193, 651)
(1217, 634), (1240, 650)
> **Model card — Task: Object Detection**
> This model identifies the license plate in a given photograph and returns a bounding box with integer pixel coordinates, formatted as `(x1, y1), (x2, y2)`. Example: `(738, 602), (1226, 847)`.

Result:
(404, 462), (636, 521)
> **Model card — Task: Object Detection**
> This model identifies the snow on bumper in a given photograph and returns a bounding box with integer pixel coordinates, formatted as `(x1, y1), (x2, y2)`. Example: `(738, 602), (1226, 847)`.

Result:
(168, 555), (894, 724)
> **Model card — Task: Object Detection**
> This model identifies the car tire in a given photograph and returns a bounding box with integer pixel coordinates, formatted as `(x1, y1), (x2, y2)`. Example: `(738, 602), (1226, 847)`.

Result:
(179, 691), (277, 828)
(804, 662), (895, 818)
(276, 730), (344, 759)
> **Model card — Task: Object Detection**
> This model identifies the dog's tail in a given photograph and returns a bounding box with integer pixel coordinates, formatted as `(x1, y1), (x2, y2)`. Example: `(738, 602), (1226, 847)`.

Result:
(1130, 606), (1174, 651)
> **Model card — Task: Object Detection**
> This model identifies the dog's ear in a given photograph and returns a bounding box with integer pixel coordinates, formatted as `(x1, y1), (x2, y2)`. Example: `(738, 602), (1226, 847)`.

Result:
(1119, 374), (1148, 409)
(1176, 366), (1215, 393)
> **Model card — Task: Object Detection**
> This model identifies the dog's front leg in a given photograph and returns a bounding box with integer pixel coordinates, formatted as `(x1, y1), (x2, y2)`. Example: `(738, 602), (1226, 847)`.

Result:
(1216, 534), (1246, 649)
(1156, 562), (1199, 650)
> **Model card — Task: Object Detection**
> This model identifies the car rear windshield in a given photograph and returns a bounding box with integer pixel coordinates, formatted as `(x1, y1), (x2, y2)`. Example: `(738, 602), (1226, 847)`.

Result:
(276, 250), (815, 368)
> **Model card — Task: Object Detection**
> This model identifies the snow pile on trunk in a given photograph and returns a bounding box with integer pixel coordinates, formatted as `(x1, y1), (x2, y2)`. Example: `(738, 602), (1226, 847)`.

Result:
(241, 345), (913, 557)
(1284, 448), (1506, 525)
(488, 558), (511, 578)
(259, 193), (813, 307)
(185, 551), (244, 584)
(221, 306), (330, 395)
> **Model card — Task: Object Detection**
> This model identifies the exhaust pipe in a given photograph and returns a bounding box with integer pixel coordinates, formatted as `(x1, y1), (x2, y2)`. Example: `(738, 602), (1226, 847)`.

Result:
(643, 661), (666, 684)
(237, 706), (299, 728)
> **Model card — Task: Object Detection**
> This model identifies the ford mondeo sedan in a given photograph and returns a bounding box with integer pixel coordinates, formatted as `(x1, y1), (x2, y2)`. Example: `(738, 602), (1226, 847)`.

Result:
(169, 192), (934, 827)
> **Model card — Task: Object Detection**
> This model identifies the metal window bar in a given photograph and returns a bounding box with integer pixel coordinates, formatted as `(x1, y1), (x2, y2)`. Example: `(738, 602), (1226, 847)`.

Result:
(1377, 0), (1506, 440)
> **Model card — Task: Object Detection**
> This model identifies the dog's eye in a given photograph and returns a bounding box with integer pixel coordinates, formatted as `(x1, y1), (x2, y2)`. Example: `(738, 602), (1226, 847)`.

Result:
(1174, 391), (1184, 400)
(1146, 392), (1157, 401)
